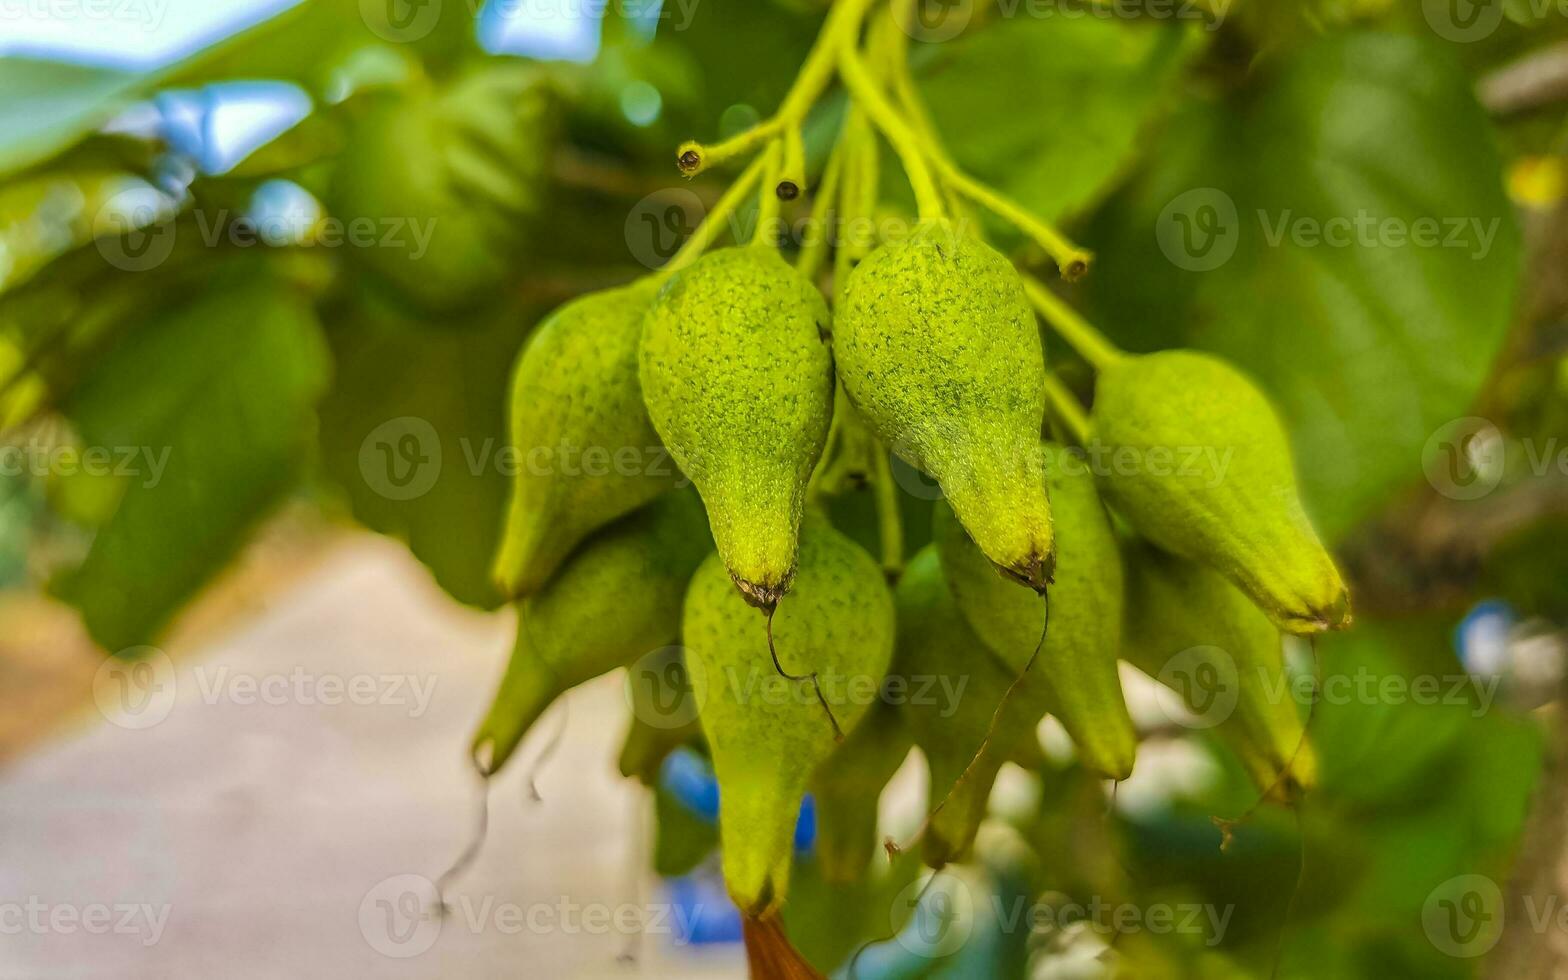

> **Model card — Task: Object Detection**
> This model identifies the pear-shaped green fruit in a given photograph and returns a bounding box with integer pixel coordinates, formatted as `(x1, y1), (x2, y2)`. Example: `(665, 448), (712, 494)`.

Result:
(331, 66), (555, 315)
(471, 490), (711, 775)
(685, 514), (894, 917)
(493, 278), (678, 597)
(837, 218), (1054, 589)
(1091, 350), (1349, 634)
(1121, 541), (1315, 798)
(809, 700), (911, 883)
(617, 646), (703, 786)
(894, 546), (1049, 867)
(641, 246), (834, 608)
(934, 443), (1136, 780)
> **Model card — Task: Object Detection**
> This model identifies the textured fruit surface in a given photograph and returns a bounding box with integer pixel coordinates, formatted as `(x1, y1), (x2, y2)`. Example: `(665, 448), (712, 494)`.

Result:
(493, 278), (677, 597)
(935, 443), (1136, 780)
(894, 546), (1049, 867)
(641, 246), (834, 607)
(809, 700), (911, 883)
(1122, 540), (1316, 797)
(472, 489), (710, 775)
(685, 514), (894, 916)
(836, 218), (1054, 589)
(1092, 349), (1349, 634)
(331, 67), (554, 314)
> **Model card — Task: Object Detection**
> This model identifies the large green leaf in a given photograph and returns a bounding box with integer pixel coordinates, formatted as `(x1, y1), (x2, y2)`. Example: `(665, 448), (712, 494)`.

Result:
(0, 59), (145, 179)
(316, 290), (539, 609)
(919, 18), (1200, 223)
(52, 267), (330, 650)
(1084, 32), (1521, 537)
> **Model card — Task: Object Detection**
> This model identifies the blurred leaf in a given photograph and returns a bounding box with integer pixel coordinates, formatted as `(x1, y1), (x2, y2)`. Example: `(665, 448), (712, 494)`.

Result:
(316, 289), (538, 609)
(654, 781), (717, 878)
(0, 59), (145, 181)
(1084, 32), (1520, 538)
(920, 18), (1201, 224)
(52, 266), (329, 650)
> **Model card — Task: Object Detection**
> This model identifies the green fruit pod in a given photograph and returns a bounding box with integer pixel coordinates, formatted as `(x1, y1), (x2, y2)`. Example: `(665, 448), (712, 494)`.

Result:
(640, 246), (834, 608)
(894, 546), (1050, 867)
(684, 513), (894, 917)
(1121, 540), (1316, 798)
(934, 442), (1136, 780)
(470, 489), (711, 776)
(493, 278), (679, 597)
(809, 700), (912, 883)
(1091, 349), (1350, 634)
(837, 218), (1054, 590)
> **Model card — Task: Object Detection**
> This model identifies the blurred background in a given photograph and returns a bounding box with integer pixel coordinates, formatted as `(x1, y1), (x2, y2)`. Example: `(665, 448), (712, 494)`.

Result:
(1, 0), (1566, 977)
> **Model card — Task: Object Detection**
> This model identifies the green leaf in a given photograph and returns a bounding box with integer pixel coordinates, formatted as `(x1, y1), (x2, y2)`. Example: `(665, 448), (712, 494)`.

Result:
(0, 59), (145, 180)
(1084, 33), (1521, 537)
(920, 18), (1201, 223)
(52, 266), (330, 651)
(316, 290), (539, 609)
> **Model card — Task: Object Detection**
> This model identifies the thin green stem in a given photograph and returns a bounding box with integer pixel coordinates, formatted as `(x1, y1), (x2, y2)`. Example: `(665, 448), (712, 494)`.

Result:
(662, 152), (769, 275)
(753, 141), (785, 247)
(1023, 277), (1124, 370)
(676, 0), (877, 177)
(797, 135), (845, 281)
(1041, 372), (1091, 445)
(942, 170), (1093, 280)
(870, 443), (904, 577)
(837, 37), (946, 224)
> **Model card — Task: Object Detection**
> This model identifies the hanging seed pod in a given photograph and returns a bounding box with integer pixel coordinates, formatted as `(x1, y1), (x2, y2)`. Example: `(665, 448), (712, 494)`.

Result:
(894, 546), (1049, 867)
(641, 246), (835, 608)
(836, 218), (1055, 590)
(1121, 540), (1316, 799)
(1091, 349), (1349, 634)
(684, 513), (894, 918)
(934, 442), (1136, 780)
(471, 489), (711, 776)
(493, 278), (679, 597)
(809, 700), (912, 883)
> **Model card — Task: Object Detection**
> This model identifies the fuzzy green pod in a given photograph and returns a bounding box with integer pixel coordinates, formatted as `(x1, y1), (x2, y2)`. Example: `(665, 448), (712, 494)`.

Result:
(894, 546), (1049, 867)
(837, 218), (1054, 589)
(934, 443), (1136, 780)
(640, 246), (834, 608)
(471, 490), (711, 775)
(493, 279), (678, 597)
(1091, 350), (1349, 634)
(809, 700), (911, 883)
(1121, 541), (1316, 798)
(617, 646), (703, 786)
(685, 514), (894, 917)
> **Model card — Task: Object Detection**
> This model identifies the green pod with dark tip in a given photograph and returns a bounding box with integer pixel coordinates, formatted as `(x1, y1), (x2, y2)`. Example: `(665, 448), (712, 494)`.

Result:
(640, 246), (834, 608)
(837, 219), (1055, 590)
(471, 490), (711, 775)
(1092, 350), (1349, 634)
